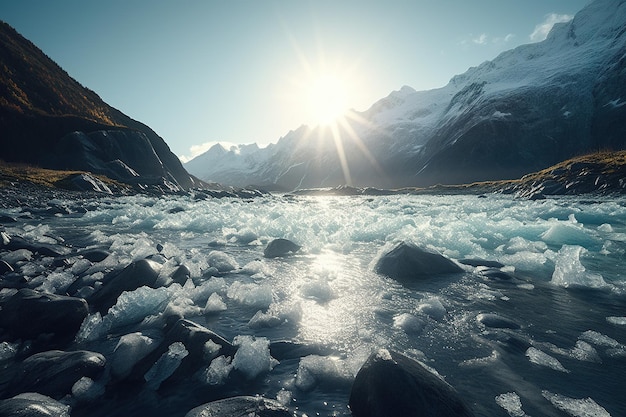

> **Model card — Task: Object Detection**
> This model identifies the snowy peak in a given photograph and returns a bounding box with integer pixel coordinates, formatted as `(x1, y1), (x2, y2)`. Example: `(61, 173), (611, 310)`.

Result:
(185, 0), (626, 189)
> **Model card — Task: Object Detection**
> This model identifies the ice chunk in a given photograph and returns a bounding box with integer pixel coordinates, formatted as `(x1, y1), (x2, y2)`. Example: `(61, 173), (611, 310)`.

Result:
(551, 245), (607, 289)
(525, 347), (568, 372)
(200, 355), (233, 385)
(1, 248), (32, 264)
(393, 313), (426, 334)
(111, 332), (157, 379)
(241, 260), (272, 278)
(542, 391), (610, 417)
(579, 330), (622, 348)
(416, 296), (446, 320)
(232, 335), (277, 379)
(144, 341), (189, 390)
(294, 355), (353, 391)
(541, 222), (598, 247)
(227, 281), (273, 308)
(276, 389), (292, 406)
(607, 316), (626, 326)
(39, 271), (75, 294)
(299, 278), (334, 302)
(75, 312), (107, 342)
(495, 392), (527, 416)
(204, 292), (227, 313)
(248, 302), (302, 328)
(208, 250), (239, 272)
(597, 223), (613, 233)
(72, 376), (105, 402)
(106, 286), (172, 330)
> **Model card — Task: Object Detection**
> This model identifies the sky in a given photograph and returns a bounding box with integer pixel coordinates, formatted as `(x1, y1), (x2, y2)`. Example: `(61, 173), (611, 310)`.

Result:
(0, 0), (590, 162)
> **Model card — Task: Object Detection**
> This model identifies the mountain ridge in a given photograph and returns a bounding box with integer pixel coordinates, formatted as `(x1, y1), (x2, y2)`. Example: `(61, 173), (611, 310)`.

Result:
(0, 21), (197, 192)
(185, 0), (626, 190)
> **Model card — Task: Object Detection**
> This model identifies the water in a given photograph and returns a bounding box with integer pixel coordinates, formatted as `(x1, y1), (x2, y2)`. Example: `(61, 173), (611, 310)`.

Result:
(2, 193), (626, 416)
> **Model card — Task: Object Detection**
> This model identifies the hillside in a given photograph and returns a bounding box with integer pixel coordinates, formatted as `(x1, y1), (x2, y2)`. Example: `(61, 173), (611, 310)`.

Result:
(0, 21), (195, 191)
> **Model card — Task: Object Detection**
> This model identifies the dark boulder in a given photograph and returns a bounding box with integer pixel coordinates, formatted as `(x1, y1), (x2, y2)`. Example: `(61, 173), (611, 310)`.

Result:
(10, 350), (106, 399)
(263, 239), (301, 258)
(89, 259), (162, 314)
(79, 248), (110, 263)
(0, 260), (14, 275)
(0, 289), (88, 345)
(373, 242), (463, 282)
(171, 264), (191, 286)
(185, 396), (291, 417)
(458, 258), (504, 268)
(350, 349), (475, 417)
(129, 319), (235, 384)
(0, 233), (67, 257)
(55, 173), (112, 194)
(0, 393), (70, 417)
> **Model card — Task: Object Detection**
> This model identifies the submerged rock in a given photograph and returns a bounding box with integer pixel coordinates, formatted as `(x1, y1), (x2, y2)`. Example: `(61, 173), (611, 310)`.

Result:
(374, 242), (463, 282)
(458, 258), (505, 268)
(0, 393), (70, 417)
(10, 350), (106, 399)
(89, 259), (162, 314)
(0, 289), (88, 345)
(349, 349), (475, 417)
(263, 238), (301, 258)
(185, 396), (291, 417)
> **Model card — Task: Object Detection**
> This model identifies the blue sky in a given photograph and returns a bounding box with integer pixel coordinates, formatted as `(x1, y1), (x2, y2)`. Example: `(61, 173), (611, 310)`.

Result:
(1, 0), (589, 161)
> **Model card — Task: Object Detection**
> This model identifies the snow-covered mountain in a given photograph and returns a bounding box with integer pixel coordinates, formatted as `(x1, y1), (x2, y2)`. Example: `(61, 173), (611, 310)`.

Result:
(186, 0), (626, 189)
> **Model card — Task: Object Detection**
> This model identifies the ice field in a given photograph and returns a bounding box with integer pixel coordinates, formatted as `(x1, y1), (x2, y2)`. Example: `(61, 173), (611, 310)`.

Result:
(1, 193), (625, 416)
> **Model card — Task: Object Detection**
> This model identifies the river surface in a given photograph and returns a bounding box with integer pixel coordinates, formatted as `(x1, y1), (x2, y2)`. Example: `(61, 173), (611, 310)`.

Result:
(1, 193), (625, 416)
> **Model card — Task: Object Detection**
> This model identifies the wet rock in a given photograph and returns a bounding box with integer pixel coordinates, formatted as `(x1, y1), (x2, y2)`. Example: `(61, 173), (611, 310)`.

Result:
(459, 258), (505, 268)
(129, 319), (235, 384)
(171, 264), (191, 286)
(263, 238), (301, 258)
(79, 249), (110, 263)
(349, 349), (475, 417)
(374, 242), (463, 282)
(55, 173), (113, 194)
(0, 260), (14, 275)
(10, 350), (106, 399)
(185, 396), (291, 417)
(0, 393), (71, 417)
(0, 215), (17, 223)
(476, 313), (521, 329)
(0, 289), (88, 345)
(0, 233), (66, 257)
(89, 259), (162, 314)
(479, 268), (515, 281)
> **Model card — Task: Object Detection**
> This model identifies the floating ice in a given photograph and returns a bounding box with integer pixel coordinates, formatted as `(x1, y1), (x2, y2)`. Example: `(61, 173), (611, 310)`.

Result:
(144, 341), (189, 390)
(416, 296), (447, 320)
(208, 250), (239, 272)
(300, 278), (335, 302)
(232, 335), (277, 379)
(111, 332), (157, 379)
(551, 245), (607, 289)
(106, 286), (172, 330)
(248, 302), (302, 328)
(606, 316), (626, 326)
(204, 292), (227, 313)
(1, 248), (32, 264)
(241, 260), (272, 278)
(0, 341), (18, 361)
(200, 355), (233, 385)
(542, 391), (610, 417)
(526, 347), (569, 372)
(294, 355), (354, 391)
(597, 223), (613, 233)
(227, 281), (273, 308)
(541, 221), (598, 248)
(393, 313), (426, 334)
(495, 392), (527, 416)
(38, 271), (75, 294)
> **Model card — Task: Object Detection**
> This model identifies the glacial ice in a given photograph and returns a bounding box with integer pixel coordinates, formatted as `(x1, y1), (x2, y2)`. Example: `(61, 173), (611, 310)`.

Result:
(551, 245), (607, 289)
(495, 392), (527, 416)
(525, 347), (569, 372)
(71, 376), (105, 402)
(294, 355), (354, 391)
(111, 332), (157, 379)
(227, 281), (273, 308)
(207, 250), (239, 272)
(204, 292), (227, 313)
(200, 355), (233, 385)
(542, 391), (610, 417)
(144, 342), (189, 390)
(231, 335), (277, 379)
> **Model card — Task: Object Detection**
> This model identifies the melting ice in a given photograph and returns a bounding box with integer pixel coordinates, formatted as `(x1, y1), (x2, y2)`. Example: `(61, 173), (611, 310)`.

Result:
(1, 193), (625, 416)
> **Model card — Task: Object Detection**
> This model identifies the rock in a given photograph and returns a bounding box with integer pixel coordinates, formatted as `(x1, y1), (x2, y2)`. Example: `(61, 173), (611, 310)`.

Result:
(79, 249), (110, 263)
(0, 233), (66, 257)
(349, 349), (475, 417)
(0, 289), (88, 345)
(0, 393), (71, 417)
(458, 258), (505, 268)
(0, 260), (14, 274)
(55, 173), (112, 194)
(0, 215), (17, 223)
(171, 264), (191, 286)
(89, 259), (162, 314)
(479, 269), (515, 281)
(185, 396), (291, 417)
(476, 313), (521, 329)
(129, 319), (235, 384)
(263, 238), (301, 258)
(373, 242), (463, 282)
(10, 350), (106, 399)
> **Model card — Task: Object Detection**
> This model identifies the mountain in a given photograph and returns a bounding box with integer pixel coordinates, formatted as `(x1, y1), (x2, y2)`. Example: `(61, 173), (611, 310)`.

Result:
(185, 0), (626, 190)
(0, 21), (197, 191)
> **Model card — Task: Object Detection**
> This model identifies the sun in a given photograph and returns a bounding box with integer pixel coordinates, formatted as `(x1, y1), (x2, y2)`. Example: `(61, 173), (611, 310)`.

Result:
(306, 74), (349, 126)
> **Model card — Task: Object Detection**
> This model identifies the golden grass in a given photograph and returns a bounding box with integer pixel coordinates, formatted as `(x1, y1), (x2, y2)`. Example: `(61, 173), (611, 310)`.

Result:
(0, 160), (122, 189)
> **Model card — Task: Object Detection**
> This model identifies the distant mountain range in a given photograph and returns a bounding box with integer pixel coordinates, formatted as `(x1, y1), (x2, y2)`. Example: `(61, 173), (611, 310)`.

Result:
(0, 21), (197, 192)
(185, 0), (626, 190)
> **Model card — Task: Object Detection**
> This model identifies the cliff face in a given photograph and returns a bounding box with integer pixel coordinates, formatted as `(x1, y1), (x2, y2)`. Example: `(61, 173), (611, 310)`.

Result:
(0, 21), (195, 191)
